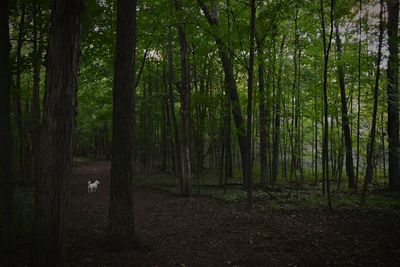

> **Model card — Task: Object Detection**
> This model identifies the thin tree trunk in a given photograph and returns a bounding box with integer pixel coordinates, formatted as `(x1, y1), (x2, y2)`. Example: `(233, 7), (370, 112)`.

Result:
(173, 0), (192, 197)
(292, 0), (301, 178)
(257, 39), (268, 186)
(31, 3), (45, 185)
(272, 34), (287, 185)
(162, 62), (175, 172)
(362, 0), (384, 203)
(386, 0), (399, 191)
(197, 0), (248, 185)
(14, 3), (26, 184)
(224, 84), (233, 180)
(320, 0), (334, 209)
(246, 0), (256, 209)
(31, 0), (82, 265)
(356, 0), (362, 193)
(381, 111), (387, 180)
(106, 0), (138, 249)
(335, 20), (356, 190)
(314, 93), (318, 185)
(167, 29), (182, 183)
(161, 95), (168, 171)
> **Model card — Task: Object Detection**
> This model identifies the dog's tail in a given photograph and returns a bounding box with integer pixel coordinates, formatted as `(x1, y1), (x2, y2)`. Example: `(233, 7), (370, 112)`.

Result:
(88, 181), (91, 185)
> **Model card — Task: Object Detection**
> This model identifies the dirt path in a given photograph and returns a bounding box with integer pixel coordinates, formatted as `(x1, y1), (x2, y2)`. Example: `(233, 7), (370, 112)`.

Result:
(67, 161), (400, 266)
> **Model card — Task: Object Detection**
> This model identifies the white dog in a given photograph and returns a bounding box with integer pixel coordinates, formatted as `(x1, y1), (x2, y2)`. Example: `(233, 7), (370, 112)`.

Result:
(88, 180), (100, 194)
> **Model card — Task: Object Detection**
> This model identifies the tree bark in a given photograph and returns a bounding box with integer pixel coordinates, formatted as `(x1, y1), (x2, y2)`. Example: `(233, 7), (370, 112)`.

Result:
(272, 34), (287, 185)
(31, 3), (45, 185)
(245, 0), (256, 209)
(173, 0), (192, 197)
(356, 0), (362, 192)
(14, 3), (27, 184)
(335, 20), (356, 189)
(320, 0), (334, 209)
(386, 0), (399, 190)
(106, 0), (138, 250)
(167, 28), (183, 186)
(257, 39), (268, 186)
(31, 0), (82, 265)
(196, 0), (248, 185)
(363, 0), (384, 203)
(0, 0), (15, 254)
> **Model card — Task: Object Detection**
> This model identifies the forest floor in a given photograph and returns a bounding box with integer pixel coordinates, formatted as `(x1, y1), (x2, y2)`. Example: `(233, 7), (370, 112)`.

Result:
(7, 161), (400, 266)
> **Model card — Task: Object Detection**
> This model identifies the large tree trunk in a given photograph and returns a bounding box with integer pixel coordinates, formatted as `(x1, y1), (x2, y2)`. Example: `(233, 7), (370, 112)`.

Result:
(106, 0), (138, 249)
(31, 0), (82, 265)
(335, 21), (356, 190)
(173, 0), (192, 197)
(386, 0), (399, 191)
(0, 0), (15, 254)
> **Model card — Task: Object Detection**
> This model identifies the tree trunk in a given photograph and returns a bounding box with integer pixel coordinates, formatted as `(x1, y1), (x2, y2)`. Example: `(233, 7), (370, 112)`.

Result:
(174, 0), (192, 197)
(335, 21), (356, 190)
(356, 0), (362, 193)
(245, 0), (256, 209)
(31, 0), (82, 265)
(13, 2), (26, 185)
(167, 29), (182, 183)
(106, 0), (138, 250)
(197, 0), (248, 184)
(291, 1), (301, 178)
(0, 0), (15, 254)
(272, 34), (287, 185)
(31, 3), (45, 186)
(257, 38), (269, 186)
(320, 0), (334, 209)
(223, 83), (233, 181)
(161, 96), (168, 171)
(386, 0), (399, 191)
(362, 0), (384, 203)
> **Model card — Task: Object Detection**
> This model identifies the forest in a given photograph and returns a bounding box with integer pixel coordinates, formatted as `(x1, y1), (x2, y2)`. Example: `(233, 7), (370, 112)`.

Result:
(0, 0), (399, 265)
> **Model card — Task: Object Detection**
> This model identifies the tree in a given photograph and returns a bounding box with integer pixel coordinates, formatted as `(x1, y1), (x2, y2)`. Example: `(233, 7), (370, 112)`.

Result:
(246, 0), (256, 209)
(356, 0), (362, 192)
(386, 0), (399, 190)
(334, 14), (356, 190)
(166, 28), (182, 187)
(31, 0), (82, 265)
(31, 2), (46, 185)
(173, 0), (192, 197)
(106, 0), (138, 249)
(196, 0), (248, 186)
(257, 37), (268, 186)
(320, 0), (334, 208)
(0, 0), (15, 254)
(363, 0), (384, 203)
(272, 33), (287, 185)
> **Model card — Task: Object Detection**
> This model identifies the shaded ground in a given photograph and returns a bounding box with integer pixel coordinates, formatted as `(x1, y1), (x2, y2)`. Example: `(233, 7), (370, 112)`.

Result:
(66, 161), (400, 266)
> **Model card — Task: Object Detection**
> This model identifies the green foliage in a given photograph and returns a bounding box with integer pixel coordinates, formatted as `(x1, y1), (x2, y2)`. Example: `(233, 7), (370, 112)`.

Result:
(7, 0), (394, 207)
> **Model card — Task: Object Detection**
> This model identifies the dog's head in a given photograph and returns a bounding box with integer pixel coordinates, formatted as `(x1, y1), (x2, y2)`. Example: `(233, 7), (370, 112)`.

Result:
(88, 181), (91, 185)
(94, 180), (100, 185)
